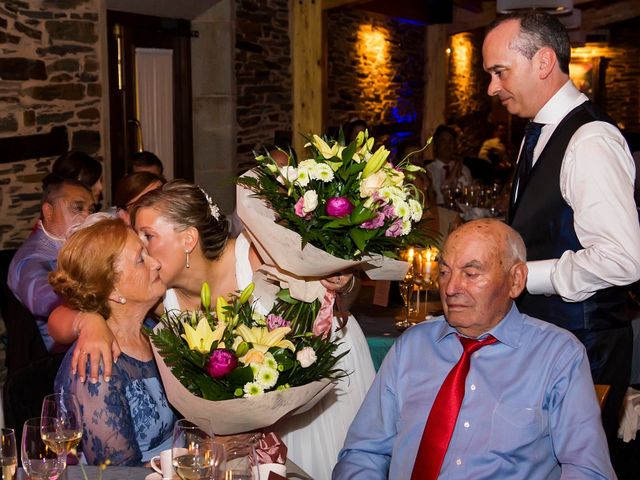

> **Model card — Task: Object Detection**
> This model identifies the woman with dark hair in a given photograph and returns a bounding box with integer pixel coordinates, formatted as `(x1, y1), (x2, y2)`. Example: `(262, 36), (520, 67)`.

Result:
(49, 151), (104, 206)
(51, 218), (174, 466)
(113, 172), (165, 225)
(50, 180), (375, 479)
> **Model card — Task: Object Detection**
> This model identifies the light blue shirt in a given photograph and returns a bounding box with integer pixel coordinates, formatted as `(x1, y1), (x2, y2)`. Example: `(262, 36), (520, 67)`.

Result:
(8, 222), (63, 351)
(333, 305), (614, 479)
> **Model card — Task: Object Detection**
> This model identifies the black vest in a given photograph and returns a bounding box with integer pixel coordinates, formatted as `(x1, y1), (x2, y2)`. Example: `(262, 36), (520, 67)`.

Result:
(510, 101), (629, 331)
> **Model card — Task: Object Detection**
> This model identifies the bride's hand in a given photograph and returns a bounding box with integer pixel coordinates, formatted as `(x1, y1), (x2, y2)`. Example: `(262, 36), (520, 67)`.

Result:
(320, 272), (355, 294)
(70, 312), (121, 383)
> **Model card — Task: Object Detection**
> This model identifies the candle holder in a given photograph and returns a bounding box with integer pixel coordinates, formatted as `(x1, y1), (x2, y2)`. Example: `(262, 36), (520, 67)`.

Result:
(395, 265), (415, 330)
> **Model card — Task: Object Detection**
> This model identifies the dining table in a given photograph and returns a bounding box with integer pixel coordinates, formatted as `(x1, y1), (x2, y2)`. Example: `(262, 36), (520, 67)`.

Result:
(16, 458), (312, 479)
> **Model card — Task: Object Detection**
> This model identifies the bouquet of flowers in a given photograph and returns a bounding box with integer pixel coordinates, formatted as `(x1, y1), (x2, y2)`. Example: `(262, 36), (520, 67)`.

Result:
(149, 282), (346, 434)
(238, 130), (431, 261)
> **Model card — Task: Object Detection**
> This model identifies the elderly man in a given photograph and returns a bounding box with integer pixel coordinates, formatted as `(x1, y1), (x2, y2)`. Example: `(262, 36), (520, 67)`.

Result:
(482, 12), (640, 453)
(333, 219), (613, 479)
(8, 176), (93, 352)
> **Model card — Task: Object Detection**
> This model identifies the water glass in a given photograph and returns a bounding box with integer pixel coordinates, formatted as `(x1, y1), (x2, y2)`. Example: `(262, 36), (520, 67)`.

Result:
(225, 440), (260, 480)
(172, 419), (225, 480)
(0, 428), (17, 480)
(21, 417), (66, 480)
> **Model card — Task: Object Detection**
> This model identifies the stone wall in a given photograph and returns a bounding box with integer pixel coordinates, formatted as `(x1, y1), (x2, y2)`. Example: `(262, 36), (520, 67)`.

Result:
(445, 30), (492, 159)
(327, 10), (425, 158)
(601, 17), (640, 133)
(235, 0), (291, 171)
(0, 0), (102, 249)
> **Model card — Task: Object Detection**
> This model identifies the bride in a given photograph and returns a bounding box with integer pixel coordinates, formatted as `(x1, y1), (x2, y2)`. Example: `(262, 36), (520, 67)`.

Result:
(49, 180), (376, 480)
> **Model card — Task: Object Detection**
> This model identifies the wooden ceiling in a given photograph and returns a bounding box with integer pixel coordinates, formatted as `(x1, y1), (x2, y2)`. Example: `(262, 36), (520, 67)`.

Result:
(332, 0), (640, 33)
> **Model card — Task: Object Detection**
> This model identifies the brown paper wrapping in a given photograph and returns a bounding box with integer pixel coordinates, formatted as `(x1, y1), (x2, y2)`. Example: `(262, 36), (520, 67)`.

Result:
(151, 339), (334, 435)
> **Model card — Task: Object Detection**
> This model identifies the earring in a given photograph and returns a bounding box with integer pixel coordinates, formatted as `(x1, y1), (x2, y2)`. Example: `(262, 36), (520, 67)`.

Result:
(185, 249), (191, 269)
(119, 296), (127, 305)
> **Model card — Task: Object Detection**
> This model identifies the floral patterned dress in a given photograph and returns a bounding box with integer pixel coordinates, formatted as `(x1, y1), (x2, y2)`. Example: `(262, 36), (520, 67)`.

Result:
(54, 349), (176, 466)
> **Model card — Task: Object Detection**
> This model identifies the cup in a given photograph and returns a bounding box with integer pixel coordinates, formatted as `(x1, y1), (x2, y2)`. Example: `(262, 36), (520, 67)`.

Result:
(151, 449), (174, 479)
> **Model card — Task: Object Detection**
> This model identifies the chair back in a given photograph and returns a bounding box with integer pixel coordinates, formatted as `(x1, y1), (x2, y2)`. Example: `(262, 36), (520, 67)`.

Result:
(594, 384), (611, 410)
(0, 249), (49, 372)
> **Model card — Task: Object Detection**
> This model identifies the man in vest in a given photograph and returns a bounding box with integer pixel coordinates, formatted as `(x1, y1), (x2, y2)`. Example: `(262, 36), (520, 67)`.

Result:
(482, 11), (640, 463)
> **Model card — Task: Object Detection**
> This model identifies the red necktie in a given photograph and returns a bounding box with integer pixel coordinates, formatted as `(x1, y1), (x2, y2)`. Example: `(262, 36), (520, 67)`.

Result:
(411, 334), (498, 480)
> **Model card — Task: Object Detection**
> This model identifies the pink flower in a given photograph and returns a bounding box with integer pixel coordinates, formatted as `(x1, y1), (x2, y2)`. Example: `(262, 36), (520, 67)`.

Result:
(326, 197), (354, 218)
(361, 213), (385, 229)
(385, 218), (403, 237)
(207, 349), (238, 379)
(294, 197), (306, 218)
(266, 314), (291, 331)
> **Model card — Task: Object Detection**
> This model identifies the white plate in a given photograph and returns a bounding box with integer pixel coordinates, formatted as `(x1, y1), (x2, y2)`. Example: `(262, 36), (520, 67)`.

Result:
(145, 473), (162, 480)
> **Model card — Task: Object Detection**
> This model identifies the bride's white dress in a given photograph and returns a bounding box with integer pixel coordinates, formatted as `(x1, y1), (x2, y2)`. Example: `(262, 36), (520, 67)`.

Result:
(164, 234), (376, 480)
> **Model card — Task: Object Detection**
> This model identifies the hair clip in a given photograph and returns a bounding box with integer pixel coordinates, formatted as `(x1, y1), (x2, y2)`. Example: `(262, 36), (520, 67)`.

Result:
(198, 186), (220, 220)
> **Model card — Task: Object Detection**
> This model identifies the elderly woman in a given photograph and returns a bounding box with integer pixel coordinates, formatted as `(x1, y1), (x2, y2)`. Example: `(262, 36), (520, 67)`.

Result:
(50, 218), (175, 466)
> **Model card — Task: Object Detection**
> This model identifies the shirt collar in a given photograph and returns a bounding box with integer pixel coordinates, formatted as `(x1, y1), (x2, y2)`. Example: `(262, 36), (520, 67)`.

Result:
(38, 219), (65, 245)
(534, 80), (588, 126)
(435, 303), (523, 349)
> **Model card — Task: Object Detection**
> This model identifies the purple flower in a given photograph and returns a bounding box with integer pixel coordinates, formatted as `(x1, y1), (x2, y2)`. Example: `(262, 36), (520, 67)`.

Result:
(385, 218), (403, 237)
(207, 349), (238, 379)
(266, 313), (291, 331)
(361, 213), (385, 229)
(382, 204), (396, 219)
(326, 197), (354, 218)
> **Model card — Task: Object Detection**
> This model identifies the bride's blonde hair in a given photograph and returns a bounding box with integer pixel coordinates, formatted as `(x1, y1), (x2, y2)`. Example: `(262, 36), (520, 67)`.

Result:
(130, 180), (229, 260)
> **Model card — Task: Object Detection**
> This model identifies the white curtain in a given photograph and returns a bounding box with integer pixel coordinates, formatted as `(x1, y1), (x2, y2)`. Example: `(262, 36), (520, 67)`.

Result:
(135, 48), (174, 180)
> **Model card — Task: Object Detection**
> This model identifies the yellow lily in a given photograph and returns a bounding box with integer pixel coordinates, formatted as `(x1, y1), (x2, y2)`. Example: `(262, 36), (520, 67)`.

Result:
(181, 317), (226, 354)
(216, 296), (229, 321)
(235, 324), (295, 353)
(362, 145), (390, 178)
(307, 134), (341, 159)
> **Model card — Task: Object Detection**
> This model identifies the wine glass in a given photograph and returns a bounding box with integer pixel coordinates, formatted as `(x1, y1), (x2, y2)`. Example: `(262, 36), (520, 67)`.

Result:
(21, 417), (67, 480)
(41, 393), (82, 452)
(172, 419), (225, 480)
(0, 428), (17, 480)
(225, 440), (260, 480)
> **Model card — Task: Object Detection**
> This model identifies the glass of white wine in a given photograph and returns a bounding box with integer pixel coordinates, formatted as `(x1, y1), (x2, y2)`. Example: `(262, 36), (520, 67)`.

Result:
(172, 419), (225, 480)
(21, 418), (66, 480)
(41, 393), (83, 457)
(0, 428), (17, 480)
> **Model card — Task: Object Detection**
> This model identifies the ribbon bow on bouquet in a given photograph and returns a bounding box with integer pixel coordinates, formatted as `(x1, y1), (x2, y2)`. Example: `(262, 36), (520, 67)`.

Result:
(252, 432), (288, 480)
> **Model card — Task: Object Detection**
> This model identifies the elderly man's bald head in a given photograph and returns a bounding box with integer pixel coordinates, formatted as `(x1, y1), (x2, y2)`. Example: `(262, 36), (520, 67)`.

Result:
(438, 219), (528, 337)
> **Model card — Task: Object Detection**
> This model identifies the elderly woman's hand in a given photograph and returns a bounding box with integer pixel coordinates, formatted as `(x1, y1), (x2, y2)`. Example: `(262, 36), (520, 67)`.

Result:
(71, 312), (121, 383)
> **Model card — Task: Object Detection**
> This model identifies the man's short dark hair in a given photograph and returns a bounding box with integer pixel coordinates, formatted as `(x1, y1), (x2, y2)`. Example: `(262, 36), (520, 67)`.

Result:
(40, 174), (91, 206)
(488, 11), (571, 75)
(49, 150), (102, 189)
(433, 124), (458, 143)
(131, 151), (164, 175)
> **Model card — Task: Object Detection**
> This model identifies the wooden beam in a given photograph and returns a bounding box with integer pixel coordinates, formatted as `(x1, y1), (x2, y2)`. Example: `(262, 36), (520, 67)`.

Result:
(582, 1), (640, 30)
(423, 25), (448, 150)
(0, 126), (68, 164)
(448, 2), (496, 35)
(292, 0), (325, 157)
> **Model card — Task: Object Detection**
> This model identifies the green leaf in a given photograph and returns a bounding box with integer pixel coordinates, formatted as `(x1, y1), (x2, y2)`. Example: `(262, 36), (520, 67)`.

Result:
(225, 365), (254, 385)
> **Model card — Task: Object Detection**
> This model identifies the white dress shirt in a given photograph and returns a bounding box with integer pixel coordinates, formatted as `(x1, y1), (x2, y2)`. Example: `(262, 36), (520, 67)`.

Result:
(521, 80), (640, 302)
